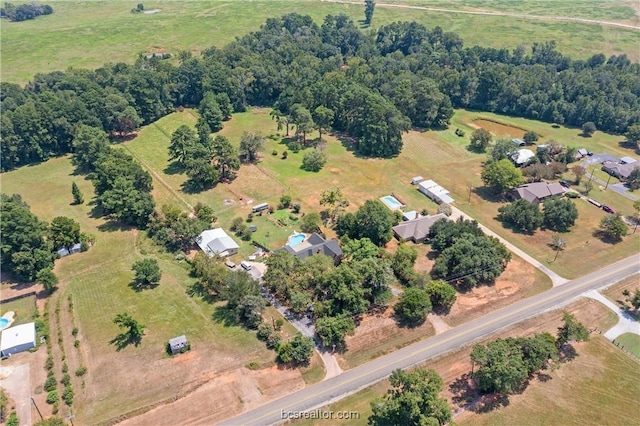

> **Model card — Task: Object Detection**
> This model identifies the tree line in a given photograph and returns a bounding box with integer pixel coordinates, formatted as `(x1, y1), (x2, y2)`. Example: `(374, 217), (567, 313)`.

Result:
(3, 13), (639, 171)
(1, 3), (53, 21)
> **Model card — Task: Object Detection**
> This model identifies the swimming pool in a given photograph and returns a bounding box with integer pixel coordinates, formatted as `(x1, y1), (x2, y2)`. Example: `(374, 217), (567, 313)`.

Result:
(0, 318), (9, 328)
(288, 233), (306, 247)
(380, 195), (405, 210)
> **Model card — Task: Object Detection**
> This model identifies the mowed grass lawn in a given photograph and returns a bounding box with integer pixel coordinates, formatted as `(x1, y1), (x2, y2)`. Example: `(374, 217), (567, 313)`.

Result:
(615, 333), (640, 358)
(2, 1), (639, 84)
(0, 294), (38, 326)
(0, 158), (275, 424)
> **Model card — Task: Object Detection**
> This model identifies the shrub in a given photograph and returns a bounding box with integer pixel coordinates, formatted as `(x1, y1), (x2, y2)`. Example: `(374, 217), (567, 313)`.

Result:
(61, 363), (68, 374)
(230, 217), (244, 232)
(437, 204), (452, 217)
(46, 390), (59, 404)
(246, 361), (260, 370)
(292, 203), (301, 214)
(75, 366), (87, 377)
(62, 385), (74, 405)
(239, 227), (253, 241)
(282, 151), (288, 159)
(301, 149), (327, 172)
(74, 340), (80, 348)
(275, 318), (284, 330)
(60, 373), (71, 386)
(279, 194), (292, 209)
(52, 401), (59, 414)
(246, 212), (254, 223)
(44, 375), (57, 392)
(45, 356), (54, 370)
(71, 327), (78, 337)
(6, 413), (18, 426)
(272, 150), (278, 156)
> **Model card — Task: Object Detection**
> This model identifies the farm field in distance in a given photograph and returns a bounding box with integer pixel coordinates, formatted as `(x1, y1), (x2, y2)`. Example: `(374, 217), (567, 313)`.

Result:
(0, 0), (638, 83)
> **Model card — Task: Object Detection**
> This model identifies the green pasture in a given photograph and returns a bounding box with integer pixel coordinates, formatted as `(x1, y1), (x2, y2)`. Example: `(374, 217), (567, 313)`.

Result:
(2, 0), (638, 84)
(615, 333), (640, 358)
(0, 294), (38, 326)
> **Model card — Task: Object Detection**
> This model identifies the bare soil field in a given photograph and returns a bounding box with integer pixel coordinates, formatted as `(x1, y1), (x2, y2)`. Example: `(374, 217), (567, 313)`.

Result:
(118, 365), (306, 426)
(470, 119), (527, 139)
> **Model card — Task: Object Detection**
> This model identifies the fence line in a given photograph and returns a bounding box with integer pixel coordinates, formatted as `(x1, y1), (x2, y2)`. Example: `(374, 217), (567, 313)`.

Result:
(1, 290), (37, 305)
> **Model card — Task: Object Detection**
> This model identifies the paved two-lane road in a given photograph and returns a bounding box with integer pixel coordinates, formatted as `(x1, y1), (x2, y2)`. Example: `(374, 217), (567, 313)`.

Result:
(222, 254), (639, 426)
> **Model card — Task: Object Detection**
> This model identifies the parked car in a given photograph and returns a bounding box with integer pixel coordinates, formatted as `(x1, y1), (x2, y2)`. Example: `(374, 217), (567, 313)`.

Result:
(559, 180), (570, 188)
(601, 205), (616, 214)
(240, 261), (252, 271)
(565, 191), (579, 198)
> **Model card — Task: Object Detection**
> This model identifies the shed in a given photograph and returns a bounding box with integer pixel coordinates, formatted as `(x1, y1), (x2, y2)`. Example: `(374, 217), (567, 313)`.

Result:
(418, 180), (455, 204)
(168, 335), (189, 355)
(57, 247), (70, 257)
(411, 176), (424, 185)
(70, 243), (82, 254)
(0, 322), (36, 357)
(512, 138), (526, 146)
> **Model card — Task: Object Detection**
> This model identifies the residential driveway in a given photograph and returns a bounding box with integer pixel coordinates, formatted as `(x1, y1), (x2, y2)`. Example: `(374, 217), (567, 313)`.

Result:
(0, 364), (31, 426)
(582, 153), (619, 168)
(584, 289), (640, 339)
(450, 206), (568, 286)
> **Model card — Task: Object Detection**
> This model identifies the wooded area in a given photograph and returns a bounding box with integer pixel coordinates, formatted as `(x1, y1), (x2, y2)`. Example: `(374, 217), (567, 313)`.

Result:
(2, 14), (639, 171)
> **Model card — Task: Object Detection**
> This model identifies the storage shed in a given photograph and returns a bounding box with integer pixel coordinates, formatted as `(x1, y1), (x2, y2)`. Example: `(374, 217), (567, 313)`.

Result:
(168, 335), (189, 355)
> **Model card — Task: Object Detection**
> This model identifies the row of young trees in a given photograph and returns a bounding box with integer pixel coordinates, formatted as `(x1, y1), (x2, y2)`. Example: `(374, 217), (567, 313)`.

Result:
(3, 14), (639, 171)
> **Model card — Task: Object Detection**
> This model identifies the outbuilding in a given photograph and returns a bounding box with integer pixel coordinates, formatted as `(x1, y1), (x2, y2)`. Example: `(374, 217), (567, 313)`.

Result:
(195, 228), (240, 257)
(0, 322), (36, 357)
(417, 180), (455, 204)
(168, 335), (189, 355)
(252, 203), (269, 213)
(411, 176), (424, 185)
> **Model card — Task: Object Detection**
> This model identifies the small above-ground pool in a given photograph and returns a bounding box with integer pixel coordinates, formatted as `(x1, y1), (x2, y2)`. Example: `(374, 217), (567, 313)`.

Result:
(380, 195), (405, 211)
(287, 232), (306, 247)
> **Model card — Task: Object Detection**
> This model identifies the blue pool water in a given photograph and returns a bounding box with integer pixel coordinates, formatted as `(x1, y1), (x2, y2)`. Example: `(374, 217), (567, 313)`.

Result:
(0, 318), (9, 328)
(381, 195), (403, 209)
(288, 234), (306, 247)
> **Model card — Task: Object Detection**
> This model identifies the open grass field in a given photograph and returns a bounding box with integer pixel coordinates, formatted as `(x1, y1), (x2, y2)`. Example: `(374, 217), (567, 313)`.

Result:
(1, 0), (638, 84)
(0, 157), (280, 424)
(294, 297), (634, 426)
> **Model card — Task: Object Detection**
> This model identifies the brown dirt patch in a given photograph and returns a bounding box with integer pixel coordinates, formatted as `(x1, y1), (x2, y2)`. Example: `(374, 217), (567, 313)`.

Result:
(442, 256), (550, 327)
(470, 119), (528, 139)
(601, 274), (640, 309)
(118, 365), (305, 426)
(338, 305), (435, 369)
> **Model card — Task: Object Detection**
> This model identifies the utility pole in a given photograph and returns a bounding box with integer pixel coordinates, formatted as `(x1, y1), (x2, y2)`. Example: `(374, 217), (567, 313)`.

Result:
(604, 173), (612, 190)
(31, 397), (43, 421)
(468, 185), (473, 203)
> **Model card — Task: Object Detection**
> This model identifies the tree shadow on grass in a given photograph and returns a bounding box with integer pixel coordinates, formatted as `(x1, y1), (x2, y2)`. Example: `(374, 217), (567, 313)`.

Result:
(592, 229), (624, 245)
(96, 220), (134, 233)
(164, 161), (184, 176)
(392, 312), (427, 329)
(496, 217), (537, 236)
(212, 304), (238, 327)
(128, 280), (159, 292)
(558, 344), (579, 363)
(473, 186), (504, 203)
(109, 332), (142, 351)
(449, 373), (479, 406)
(473, 393), (510, 413)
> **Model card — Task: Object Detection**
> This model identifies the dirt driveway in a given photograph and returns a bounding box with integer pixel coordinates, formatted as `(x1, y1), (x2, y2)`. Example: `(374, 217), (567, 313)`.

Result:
(0, 363), (31, 426)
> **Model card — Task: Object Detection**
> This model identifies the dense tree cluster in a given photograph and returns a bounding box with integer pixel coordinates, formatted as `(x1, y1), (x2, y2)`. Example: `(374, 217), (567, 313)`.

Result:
(262, 247), (392, 348)
(0, 194), (55, 281)
(497, 199), (544, 234)
(337, 199), (395, 246)
(471, 333), (557, 394)
(369, 369), (452, 426)
(542, 198), (578, 232)
(1, 3), (53, 21)
(4, 14), (637, 172)
(472, 312), (588, 395)
(429, 218), (511, 289)
(69, 125), (155, 227)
